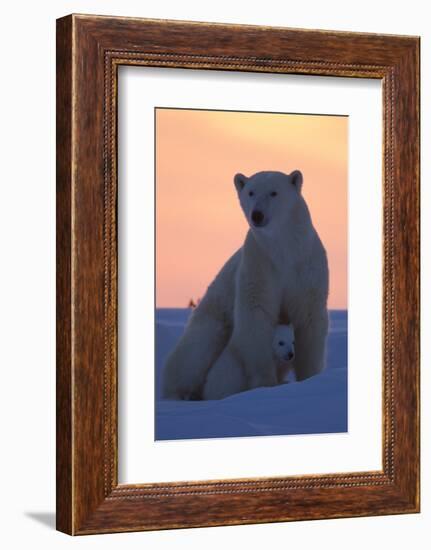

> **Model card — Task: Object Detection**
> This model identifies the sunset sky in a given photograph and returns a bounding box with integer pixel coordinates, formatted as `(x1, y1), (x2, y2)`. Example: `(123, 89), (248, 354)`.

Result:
(156, 108), (348, 310)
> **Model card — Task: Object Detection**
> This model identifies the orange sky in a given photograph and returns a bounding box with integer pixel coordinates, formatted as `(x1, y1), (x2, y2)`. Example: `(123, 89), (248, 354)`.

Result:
(156, 108), (348, 309)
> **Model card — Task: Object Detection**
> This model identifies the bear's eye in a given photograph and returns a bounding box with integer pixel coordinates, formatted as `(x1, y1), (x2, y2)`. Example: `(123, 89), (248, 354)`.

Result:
(248, 190), (254, 197)
(270, 191), (278, 197)
(278, 341), (285, 346)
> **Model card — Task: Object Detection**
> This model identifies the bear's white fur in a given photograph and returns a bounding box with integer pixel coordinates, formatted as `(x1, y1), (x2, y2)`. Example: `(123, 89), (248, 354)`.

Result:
(162, 170), (329, 400)
(200, 323), (295, 401)
(273, 324), (296, 384)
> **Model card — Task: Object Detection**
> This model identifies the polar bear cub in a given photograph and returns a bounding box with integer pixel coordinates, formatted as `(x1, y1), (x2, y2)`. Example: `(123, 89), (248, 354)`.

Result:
(200, 323), (295, 400)
(273, 323), (295, 383)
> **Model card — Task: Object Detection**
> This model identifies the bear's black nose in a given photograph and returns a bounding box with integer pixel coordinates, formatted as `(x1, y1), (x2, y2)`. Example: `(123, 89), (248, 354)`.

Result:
(251, 210), (264, 226)
(287, 351), (294, 360)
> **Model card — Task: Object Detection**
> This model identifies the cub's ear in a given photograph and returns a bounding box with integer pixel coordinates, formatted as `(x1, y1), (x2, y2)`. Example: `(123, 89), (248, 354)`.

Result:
(290, 170), (303, 193)
(234, 173), (248, 194)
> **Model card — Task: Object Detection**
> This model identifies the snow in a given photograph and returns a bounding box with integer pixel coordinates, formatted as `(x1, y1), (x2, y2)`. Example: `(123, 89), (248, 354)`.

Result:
(155, 309), (347, 440)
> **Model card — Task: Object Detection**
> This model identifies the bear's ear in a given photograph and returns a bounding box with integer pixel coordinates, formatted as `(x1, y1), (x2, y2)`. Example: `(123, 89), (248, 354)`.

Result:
(234, 173), (248, 194)
(289, 170), (303, 193)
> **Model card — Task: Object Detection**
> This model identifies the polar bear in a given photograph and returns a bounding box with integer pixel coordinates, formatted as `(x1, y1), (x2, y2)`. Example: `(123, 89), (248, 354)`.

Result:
(273, 323), (296, 383)
(162, 170), (329, 400)
(200, 323), (295, 401)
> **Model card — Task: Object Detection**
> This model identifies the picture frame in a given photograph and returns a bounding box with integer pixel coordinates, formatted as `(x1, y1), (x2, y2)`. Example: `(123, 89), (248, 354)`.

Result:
(56, 14), (420, 535)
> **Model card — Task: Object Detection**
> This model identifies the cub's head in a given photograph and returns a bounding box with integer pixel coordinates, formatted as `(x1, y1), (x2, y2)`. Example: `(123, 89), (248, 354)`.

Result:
(273, 324), (295, 363)
(234, 170), (303, 232)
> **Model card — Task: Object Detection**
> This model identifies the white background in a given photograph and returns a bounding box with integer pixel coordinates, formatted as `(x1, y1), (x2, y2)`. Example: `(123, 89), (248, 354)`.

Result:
(0, 0), (428, 548)
(119, 68), (382, 483)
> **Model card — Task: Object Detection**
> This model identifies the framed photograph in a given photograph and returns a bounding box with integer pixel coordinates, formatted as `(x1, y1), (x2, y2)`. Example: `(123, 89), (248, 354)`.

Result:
(56, 14), (420, 535)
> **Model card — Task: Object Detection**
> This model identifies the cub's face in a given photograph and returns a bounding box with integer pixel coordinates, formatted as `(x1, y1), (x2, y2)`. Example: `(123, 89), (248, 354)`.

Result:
(273, 324), (295, 363)
(234, 170), (303, 232)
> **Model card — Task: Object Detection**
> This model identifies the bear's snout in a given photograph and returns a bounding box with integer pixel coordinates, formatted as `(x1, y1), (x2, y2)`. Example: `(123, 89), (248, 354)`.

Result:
(251, 209), (265, 226)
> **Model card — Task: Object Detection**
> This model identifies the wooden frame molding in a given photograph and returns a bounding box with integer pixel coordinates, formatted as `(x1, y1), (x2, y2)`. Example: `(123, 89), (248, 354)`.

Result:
(56, 14), (420, 535)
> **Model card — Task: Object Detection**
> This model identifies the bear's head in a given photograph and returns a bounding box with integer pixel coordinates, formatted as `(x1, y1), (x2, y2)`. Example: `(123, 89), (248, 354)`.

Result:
(234, 170), (304, 233)
(272, 323), (295, 363)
